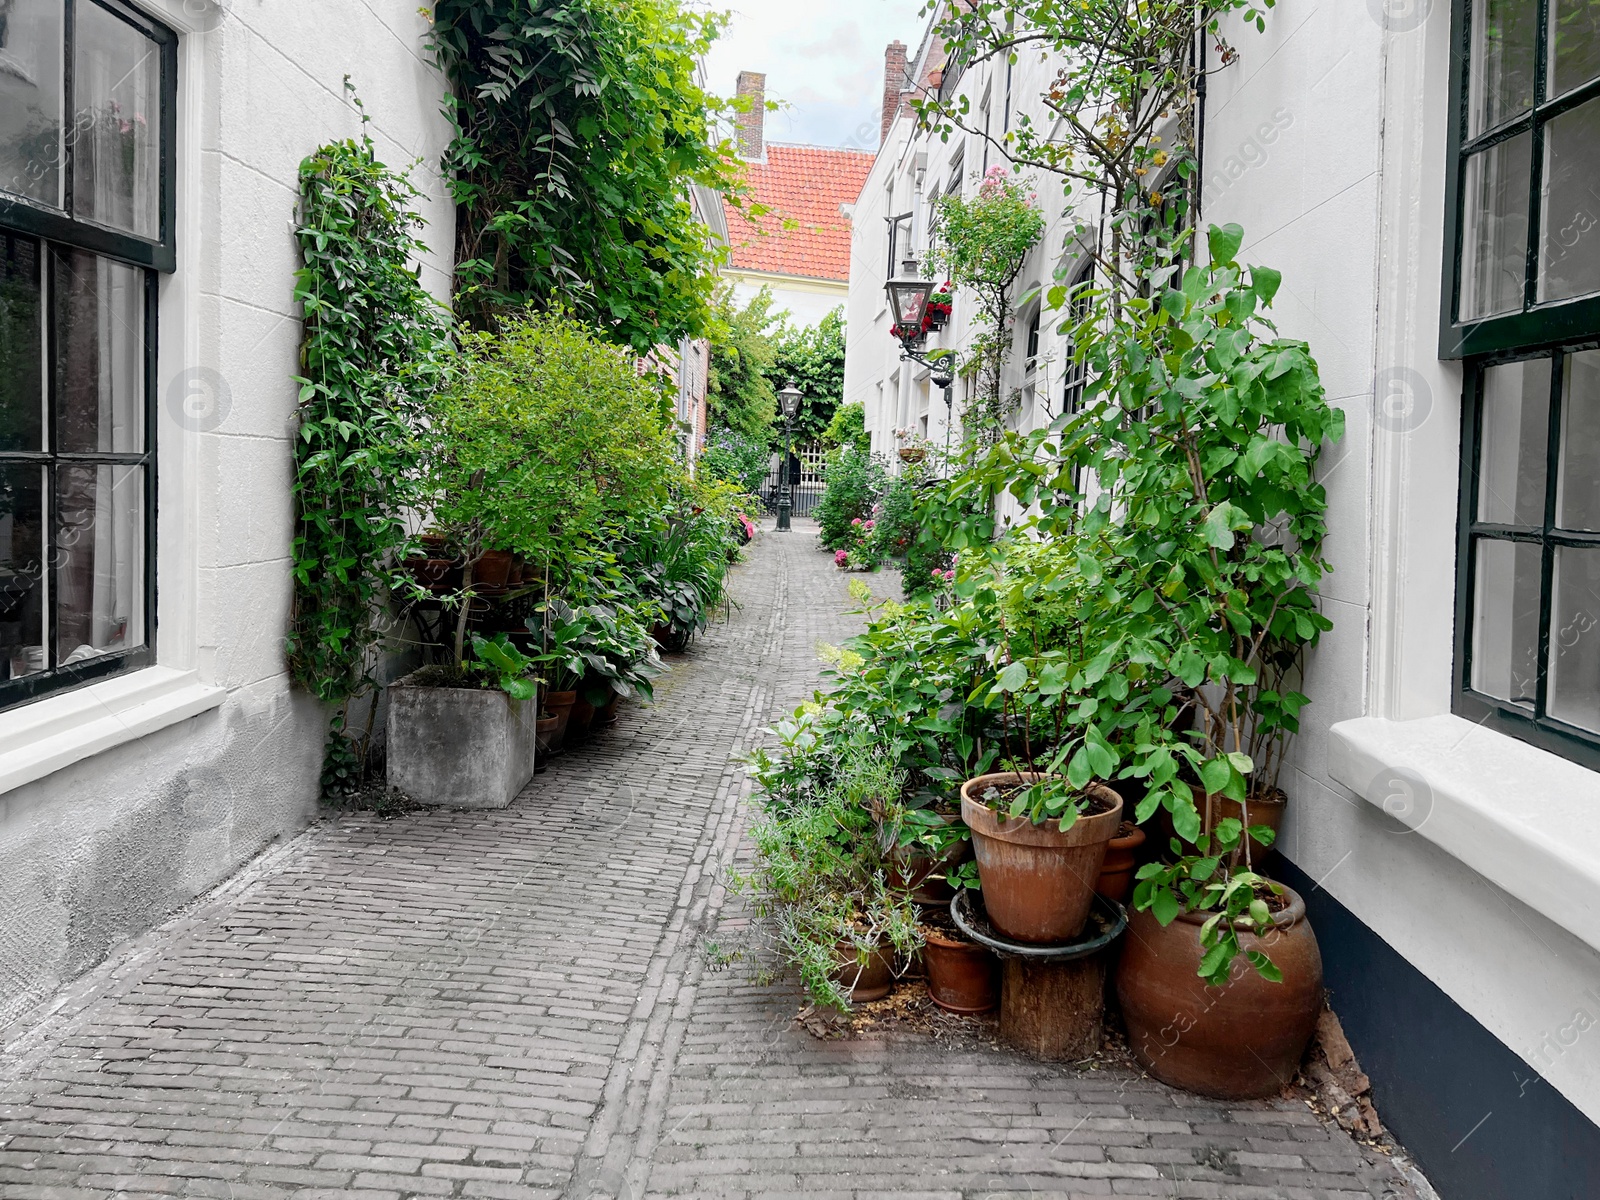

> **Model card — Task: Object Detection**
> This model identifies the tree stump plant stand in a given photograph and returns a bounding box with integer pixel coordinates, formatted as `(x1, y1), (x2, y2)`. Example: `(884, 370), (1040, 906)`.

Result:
(953, 889), (1127, 1061)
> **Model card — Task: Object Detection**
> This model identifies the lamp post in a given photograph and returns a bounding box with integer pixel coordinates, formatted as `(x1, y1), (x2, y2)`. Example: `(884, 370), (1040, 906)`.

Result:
(776, 381), (803, 532)
(933, 369), (955, 472)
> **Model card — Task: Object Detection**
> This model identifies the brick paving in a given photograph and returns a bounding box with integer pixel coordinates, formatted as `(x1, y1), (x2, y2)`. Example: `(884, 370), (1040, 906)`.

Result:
(0, 523), (1424, 1200)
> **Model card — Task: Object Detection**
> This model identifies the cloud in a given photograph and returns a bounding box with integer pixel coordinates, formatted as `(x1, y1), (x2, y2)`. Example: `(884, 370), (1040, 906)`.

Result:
(700, 0), (927, 148)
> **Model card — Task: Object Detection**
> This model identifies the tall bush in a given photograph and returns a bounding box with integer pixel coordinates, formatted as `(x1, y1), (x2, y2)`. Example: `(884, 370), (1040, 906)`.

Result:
(815, 446), (886, 551)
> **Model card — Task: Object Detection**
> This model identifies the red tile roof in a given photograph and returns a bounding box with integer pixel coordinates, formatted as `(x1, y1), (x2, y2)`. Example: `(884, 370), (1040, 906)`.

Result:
(721, 144), (876, 282)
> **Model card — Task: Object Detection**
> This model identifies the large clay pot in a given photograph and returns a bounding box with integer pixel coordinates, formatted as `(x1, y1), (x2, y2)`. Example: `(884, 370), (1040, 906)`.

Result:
(1117, 885), (1323, 1100)
(474, 549), (514, 590)
(543, 690), (576, 747)
(960, 773), (1123, 944)
(568, 695), (596, 740)
(922, 927), (1000, 1013)
(832, 942), (894, 1002)
(1095, 824), (1147, 904)
(1153, 789), (1288, 852)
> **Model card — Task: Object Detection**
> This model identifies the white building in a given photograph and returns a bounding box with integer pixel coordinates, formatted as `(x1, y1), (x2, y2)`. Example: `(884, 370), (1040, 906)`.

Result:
(0, 0), (455, 1030)
(845, 4), (1600, 1195)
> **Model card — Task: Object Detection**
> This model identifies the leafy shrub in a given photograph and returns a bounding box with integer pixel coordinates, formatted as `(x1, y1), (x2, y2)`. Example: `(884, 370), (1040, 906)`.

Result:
(699, 425), (769, 495)
(816, 446), (886, 550)
(823, 401), (870, 455)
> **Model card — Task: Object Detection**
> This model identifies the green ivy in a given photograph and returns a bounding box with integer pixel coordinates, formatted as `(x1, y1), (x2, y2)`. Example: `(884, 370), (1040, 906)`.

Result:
(426, 0), (740, 348)
(288, 94), (448, 707)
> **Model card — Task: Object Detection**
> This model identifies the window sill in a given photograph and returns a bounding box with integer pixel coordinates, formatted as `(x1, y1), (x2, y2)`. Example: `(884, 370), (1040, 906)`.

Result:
(1329, 714), (1600, 954)
(0, 667), (226, 796)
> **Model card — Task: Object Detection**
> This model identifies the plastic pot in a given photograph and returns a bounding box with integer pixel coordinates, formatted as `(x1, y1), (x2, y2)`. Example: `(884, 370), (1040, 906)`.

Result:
(960, 773), (1123, 944)
(1117, 884), (1323, 1099)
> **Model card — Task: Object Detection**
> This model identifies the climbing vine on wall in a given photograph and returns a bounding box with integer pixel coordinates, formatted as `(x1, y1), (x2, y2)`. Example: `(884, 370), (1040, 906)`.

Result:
(288, 91), (448, 723)
(426, 0), (741, 349)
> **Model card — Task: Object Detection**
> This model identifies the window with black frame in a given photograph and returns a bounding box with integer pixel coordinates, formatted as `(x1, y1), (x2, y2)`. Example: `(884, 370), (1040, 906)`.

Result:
(1060, 264), (1094, 416)
(1450, 0), (1600, 763)
(0, 0), (175, 710)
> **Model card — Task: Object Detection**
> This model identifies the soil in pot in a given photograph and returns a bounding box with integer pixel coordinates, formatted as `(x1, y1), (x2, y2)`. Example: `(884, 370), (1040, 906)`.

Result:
(831, 941), (895, 1003)
(1117, 883), (1323, 1100)
(921, 906), (1000, 1013)
(960, 772), (1123, 944)
(1095, 822), (1147, 904)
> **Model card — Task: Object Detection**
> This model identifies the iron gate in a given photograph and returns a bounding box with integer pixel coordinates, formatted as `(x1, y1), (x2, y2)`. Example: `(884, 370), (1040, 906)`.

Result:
(760, 442), (825, 517)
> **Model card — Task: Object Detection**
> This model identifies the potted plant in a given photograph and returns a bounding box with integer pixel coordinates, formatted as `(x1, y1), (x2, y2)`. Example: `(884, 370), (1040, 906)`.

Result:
(959, 769), (1123, 944)
(387, 633), (540, 809)
(920, 886), (1000, 1013)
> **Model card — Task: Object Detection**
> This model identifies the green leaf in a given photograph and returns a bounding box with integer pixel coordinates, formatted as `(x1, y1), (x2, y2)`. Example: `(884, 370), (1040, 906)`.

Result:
(1245, 950), (1283, 983)
(1208, 223), (1245, 266)
(1202, 503), (1237, 550)
(1250, 264), (1283, 304)
(1160, 289), (1188, 320)
(1151, 888), (1180, 926)
(996, 661), (1030, 693)
(1198, 757), (1232, 795)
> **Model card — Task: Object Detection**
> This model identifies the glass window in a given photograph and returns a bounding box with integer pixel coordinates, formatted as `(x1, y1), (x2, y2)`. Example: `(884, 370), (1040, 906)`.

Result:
(72, 0), (162, 240)
(0, 1), (168, 708)
(1447, 0), (1600, 356)
(0, 0), (65, 209)
(1461, 348), (1600, 761)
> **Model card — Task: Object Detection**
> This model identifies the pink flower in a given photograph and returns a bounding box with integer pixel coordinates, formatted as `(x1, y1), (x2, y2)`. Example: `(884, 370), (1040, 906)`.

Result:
(931, 569), (944, 580)
(862, 520), (875, 531)
(851, 518), (862, 526)
(834, 550), (849, 567)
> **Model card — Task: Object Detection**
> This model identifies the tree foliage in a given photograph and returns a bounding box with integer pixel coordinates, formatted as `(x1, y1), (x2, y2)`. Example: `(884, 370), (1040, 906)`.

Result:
(706, 285), (780, 441)
(772, 306), (847, 444)
(427, 0), (739, 348)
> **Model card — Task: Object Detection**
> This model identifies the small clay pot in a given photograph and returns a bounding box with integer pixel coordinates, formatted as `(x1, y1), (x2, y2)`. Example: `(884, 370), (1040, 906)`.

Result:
(568, 695), (596, 739)
(1117, 884), (1323, 1100)
(475, 550), (514, 590)
(960, 773), (1123, 944)
(543, 690), (576, 746)
(922, 926), (1000, 1013)
(597, 696), (621, 728)
(1094, 823), (1147, 904)
(536, 715), (560, 754)
(832, 942), (894, 1002)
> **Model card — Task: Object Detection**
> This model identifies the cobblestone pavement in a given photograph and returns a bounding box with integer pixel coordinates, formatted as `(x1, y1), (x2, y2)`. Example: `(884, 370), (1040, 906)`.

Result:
(0, 523), (1422, 1200)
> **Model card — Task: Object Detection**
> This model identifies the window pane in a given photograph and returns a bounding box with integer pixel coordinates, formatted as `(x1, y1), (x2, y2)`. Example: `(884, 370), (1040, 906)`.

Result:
(1557, 351), (1600, 530)
(0, 232), (44, 452)
(53, 248), (144, 453)
(1470, 0), (1541, 137)
(71, 0), (160, 240)
(1478, 356), (1553, 526)
(1538, 97), (1600, 305)
(1549, 0), (1600, 99)
(56, 463), (144, 664)
(1460, 133), (1532, 320)
(0, 464), (46, 680)
(1550, 547), (1600, 732)
(0, 0), (64, 209)
(1472, 538), (1543, 709)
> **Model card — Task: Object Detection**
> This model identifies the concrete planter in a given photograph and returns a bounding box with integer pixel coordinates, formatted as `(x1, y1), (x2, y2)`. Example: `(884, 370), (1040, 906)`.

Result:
(386, 674), (538, 809)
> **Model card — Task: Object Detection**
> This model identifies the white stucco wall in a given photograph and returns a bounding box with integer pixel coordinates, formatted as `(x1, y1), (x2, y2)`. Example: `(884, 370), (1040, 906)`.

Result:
(726, 270), (847, 331)
(0, 0), (455, 1032)
(1206, 2), (1600, 1126)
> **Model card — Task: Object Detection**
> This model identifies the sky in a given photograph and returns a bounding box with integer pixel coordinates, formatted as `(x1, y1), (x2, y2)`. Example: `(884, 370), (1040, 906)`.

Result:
(699, 0), (930, 153)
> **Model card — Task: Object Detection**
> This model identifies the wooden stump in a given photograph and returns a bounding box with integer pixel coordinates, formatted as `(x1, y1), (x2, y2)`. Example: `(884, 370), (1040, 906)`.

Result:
(1000, 954), (1106, 1060)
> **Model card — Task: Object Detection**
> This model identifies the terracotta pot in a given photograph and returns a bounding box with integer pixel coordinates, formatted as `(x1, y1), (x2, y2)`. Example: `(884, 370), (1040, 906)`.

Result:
(1095, 824), (1147, 904)
(1117, 885), (1323, 1100)
(475, 550), (514, 589)
(832, 942), (894, 1002)
(1153, 789), (1288, 852)
(536, 715), (560, 754)
(922, 927), (1000, 1013)
(543, 690), (576, 746)
(597, 697), (621, 727)
(568, 695), (596, 739)
(960, 773), (1123, 944)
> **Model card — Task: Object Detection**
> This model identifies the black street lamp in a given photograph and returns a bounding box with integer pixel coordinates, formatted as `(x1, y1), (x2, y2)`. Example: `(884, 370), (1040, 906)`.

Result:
(776, 381), (803, 532)
(886, 256), (934, 349)
(933, 369), (955, 469)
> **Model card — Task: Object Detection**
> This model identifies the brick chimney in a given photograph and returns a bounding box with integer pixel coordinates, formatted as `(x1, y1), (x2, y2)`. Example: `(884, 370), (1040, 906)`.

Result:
(736, 70), (766, 161)
(881, 42), (908, 145)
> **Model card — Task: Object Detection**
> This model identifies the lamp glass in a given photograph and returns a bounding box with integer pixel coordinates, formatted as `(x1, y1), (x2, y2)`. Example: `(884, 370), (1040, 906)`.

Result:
(887, 278), (932, 329)
(778, 384), (803, 419)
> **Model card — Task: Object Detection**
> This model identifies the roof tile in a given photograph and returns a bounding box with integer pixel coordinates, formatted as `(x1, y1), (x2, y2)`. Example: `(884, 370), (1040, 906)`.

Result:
(721, 143), (876, 282)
